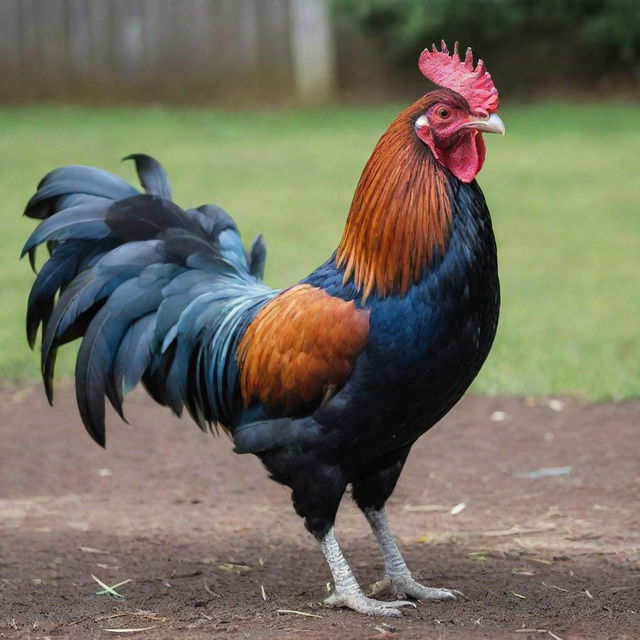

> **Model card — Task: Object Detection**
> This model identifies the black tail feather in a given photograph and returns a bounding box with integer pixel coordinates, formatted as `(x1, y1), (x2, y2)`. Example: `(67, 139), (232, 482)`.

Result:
(25, 166), (138, 220)
(22, 155), (275, 444)
(123, 154), (173, 200)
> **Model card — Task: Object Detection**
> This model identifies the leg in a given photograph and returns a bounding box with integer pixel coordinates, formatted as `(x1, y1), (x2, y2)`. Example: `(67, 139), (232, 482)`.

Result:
(364, 508), (463, 601)
(259, 448), (414, 616)
(320, 528), (415, 616)
(352, 448), (463, 602)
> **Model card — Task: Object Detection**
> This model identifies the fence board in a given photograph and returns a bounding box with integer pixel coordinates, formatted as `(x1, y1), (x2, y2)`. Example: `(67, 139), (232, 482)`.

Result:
(0, 1), (21, 94)
(0, 0), (335, 104)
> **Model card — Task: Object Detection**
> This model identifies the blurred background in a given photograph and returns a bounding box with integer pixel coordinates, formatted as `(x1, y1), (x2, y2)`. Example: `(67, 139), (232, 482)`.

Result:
(0, 0), (638, 399)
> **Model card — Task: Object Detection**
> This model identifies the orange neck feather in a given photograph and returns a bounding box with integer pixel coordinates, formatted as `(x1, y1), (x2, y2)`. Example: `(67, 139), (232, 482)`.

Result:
(337, 98), (452, 300)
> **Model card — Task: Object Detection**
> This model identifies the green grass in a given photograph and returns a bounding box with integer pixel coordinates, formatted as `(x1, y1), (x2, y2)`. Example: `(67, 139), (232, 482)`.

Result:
(0, 102), (638, 400)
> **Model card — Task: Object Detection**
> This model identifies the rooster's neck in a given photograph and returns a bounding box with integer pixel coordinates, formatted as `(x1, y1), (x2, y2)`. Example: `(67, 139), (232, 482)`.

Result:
(336, 104), (452, 300)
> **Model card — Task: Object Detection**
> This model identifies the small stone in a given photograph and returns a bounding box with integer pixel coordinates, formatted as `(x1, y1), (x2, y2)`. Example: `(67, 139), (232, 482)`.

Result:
(547, 399), (565, 412)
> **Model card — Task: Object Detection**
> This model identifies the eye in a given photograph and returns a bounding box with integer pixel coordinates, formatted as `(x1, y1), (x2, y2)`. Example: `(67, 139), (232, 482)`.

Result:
(437, 107), (451, 119)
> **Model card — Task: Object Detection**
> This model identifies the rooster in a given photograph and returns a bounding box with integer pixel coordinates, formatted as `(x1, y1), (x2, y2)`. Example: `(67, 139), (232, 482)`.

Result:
(22, 42), (504, 616)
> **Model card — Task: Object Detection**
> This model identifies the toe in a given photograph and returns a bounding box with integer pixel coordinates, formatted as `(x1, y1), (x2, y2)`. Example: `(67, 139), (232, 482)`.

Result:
(391, 576), (465, 602)
(412, 586), (458, 601)
(364, 605), (403, 618)
(355, 597), (412, 617)
(429, 588), (458, 601)
(324, 593), (416, 617)
(386, 599), (417, 609)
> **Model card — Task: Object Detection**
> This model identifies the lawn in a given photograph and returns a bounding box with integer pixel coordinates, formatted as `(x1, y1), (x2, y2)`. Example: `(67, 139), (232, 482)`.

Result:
(0, 102), (637, 399)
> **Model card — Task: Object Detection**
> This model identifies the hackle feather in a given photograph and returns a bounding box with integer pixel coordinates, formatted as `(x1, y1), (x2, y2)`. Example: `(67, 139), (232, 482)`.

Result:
(336, 96), (452, 300)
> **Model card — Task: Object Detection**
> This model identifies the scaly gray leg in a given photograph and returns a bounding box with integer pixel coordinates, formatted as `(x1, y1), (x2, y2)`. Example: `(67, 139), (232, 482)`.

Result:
(365, 508), (464, 601)
(319, 528), (416, 616)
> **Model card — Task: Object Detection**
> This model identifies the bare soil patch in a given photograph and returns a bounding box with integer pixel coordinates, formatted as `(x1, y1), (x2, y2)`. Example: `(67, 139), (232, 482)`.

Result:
(1, 386), (638, 639)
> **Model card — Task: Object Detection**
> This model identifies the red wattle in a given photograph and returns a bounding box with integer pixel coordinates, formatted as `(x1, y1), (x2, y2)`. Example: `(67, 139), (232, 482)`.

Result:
(435, 130), (486, 183)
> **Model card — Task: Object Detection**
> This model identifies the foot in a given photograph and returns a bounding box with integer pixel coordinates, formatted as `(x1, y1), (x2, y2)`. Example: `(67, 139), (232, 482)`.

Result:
(369, 574), (465, 601)
(324, 590), (416, 617)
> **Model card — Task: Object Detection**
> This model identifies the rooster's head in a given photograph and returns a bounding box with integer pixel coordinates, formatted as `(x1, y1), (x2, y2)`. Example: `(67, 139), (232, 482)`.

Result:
(414, 41), (504, 183)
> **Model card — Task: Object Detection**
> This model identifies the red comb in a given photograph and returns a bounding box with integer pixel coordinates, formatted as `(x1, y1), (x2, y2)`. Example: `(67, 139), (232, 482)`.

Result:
(419, 41), (499, 116)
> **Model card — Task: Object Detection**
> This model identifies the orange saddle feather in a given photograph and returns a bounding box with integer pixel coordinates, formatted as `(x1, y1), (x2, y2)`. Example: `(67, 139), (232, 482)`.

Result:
(238, 285), (370, 415)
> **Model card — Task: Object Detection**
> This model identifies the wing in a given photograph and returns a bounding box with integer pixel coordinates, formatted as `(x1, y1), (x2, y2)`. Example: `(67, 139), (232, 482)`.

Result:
(238, 284), (370, 416)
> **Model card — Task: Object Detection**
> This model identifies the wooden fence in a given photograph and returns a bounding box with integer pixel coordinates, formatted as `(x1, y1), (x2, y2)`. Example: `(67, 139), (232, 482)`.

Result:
(0, 0), (336, 104)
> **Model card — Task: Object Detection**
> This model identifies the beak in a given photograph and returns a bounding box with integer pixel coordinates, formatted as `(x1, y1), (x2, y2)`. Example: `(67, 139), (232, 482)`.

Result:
(465, 113), (506, 136)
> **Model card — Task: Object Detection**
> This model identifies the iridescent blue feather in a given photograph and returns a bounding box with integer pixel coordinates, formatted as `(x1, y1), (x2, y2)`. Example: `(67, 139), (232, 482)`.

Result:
(23, 156), (277, 445)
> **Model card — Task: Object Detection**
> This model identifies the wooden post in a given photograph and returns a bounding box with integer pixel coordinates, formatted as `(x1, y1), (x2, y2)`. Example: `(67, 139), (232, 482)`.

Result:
(290, 0), (336, 103)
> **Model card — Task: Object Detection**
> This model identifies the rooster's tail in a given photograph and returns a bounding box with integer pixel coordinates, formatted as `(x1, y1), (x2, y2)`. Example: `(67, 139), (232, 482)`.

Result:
(22, 155), (275, 445)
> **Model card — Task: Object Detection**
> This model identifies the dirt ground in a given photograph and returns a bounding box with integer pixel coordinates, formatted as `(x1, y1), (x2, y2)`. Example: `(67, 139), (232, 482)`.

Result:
(0, 385), (638, 640)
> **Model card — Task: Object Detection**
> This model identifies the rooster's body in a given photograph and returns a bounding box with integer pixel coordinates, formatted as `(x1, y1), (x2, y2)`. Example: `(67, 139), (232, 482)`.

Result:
(23, 43), (504, 616)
